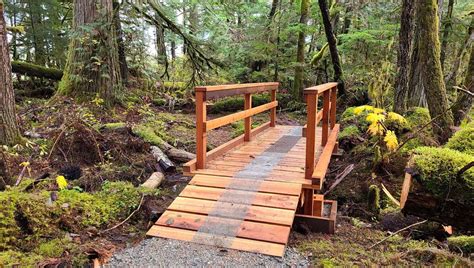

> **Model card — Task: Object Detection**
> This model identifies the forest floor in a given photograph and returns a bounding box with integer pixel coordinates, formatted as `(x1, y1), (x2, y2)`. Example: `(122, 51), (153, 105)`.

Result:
(1, 93), (473, 267)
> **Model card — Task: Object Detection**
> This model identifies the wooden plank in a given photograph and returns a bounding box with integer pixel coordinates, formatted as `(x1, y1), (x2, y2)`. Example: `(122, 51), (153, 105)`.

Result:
(195, 91), (207, 169)
(400, 173), (412, 208)
(205, 101), (278, 131)
(167, 197), (295, 226)
(305, 93), (318, 179)
(304, 82), (338, 94)
(180, 185), (299, 210)
(154, 211), (291, 244)
(183, 122), (271, 174)
(312, 124), (340, 181)
(244, 93), (252, 141)
(190, 175), (302, 196)
(147, 226), (285, 257)
(196, 82), (279, 92)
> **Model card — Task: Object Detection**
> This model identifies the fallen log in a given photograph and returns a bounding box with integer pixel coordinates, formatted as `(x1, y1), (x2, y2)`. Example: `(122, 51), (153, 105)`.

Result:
(141, 171), (164, 189)
(400, 173), (474, 231)
(151, 146), (175, 172)
(12, 61), (63, 80)
(160, 141), (195, 163)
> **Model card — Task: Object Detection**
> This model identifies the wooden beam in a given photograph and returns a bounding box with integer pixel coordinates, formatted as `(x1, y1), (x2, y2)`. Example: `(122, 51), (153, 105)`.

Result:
(195, 91), (207, 169)
(195, 82), (279, 100)
(205, 101), (278, 131)
(305, 94), (318, 179)
(270, 89), (277, 127)
(304, 82), (338, 94)
(322, 91), (330, 146)
(312, 124), (340, 182)
(330, 87), (337, 129)
(244, 93), (252, 141)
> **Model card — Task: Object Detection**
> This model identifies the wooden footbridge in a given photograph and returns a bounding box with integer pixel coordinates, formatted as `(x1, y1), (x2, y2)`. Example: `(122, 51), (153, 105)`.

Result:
(147, 82), (340, 257)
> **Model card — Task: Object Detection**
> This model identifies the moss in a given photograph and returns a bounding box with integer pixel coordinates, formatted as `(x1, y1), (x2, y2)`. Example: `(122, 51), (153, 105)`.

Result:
(152, 98), (166, 106)
(405, 107), (431, 130)
(411, 147), (474, 200)
(367, 185), (381, 215)
(36, 238), (76, 258)
(338, 125), (360, 140)
(0, 250), (43, 267)
(208, 94), (270, 114)
(445, 122), (474, 155)
(448, 235), (474, 253)
(102, 122), (126, 130)
(132, 124), (165, 146)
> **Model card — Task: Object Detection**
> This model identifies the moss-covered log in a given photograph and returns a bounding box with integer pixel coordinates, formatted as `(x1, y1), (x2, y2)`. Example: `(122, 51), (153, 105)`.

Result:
(11, 61), (63, 80)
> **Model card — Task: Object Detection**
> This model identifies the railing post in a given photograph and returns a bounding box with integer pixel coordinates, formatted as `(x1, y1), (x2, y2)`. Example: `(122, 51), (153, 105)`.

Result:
(244, 93), (252, 141)
(330, 87), (337, 129)
(305, 92), (318, 179)
(196, 90), (207, 169)
(270, 89), (277, 127)
(322, 90), (330, 146)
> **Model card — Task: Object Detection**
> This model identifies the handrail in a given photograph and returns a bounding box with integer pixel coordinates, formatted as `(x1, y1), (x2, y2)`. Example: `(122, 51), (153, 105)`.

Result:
(304, 82), (339, 181)
(196, 82), (279, 100)
(195, 82), (279, 169)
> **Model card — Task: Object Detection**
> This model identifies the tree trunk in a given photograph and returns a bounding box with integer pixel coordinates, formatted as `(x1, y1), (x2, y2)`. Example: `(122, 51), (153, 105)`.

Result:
(268, 0), (279, 20)
(27, 0), (46, 65)
(393, 0), (415, 114)
(57, 0), (122, 106)
(445, 18), (474, 87)
(292, 0), (310, 100)
(452, 44), (474, 126)
(318, 0), (345, 95)
(0, 0), (21, 145)
(113, 0), (128, 84)
(439, 0), (453, 69)
(415, 0), (454, 143)
(170, 39), (176, 60)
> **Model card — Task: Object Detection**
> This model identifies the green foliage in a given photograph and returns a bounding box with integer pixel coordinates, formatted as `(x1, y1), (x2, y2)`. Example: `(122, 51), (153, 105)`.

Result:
(405, 107), (431, 130)
(445, 122), (474, 155)
(102, 122), (127, 130)
(448, 236), (474, 253)
(410, 147), (474, 200)
(36, 238), (76, 258)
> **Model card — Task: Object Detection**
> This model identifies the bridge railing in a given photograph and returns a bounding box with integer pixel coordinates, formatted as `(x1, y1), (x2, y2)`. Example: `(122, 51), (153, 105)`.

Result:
(191, 82), (279, 170)
(304, 82), (340, 186)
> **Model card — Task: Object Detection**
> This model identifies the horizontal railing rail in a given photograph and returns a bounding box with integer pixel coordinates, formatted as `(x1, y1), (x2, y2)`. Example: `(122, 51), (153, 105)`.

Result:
(194, 82), (279, 169)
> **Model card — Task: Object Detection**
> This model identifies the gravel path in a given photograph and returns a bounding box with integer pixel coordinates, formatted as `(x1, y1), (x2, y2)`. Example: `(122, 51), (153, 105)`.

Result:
(107, 237), (310, 267)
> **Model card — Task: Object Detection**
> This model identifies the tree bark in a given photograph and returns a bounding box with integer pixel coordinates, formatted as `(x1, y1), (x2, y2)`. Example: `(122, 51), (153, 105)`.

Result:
(155, 13), (167, 64)
(27, 0), (47, 65)
(293, 0), (310, 100)
(113, 0), (128, 84)
(414, 0), (454, 143)
(57, 0), (122, 106)
(445, 18), (474, 87)
(0, 0), (21, 145)
(318, 0), (345, 95)
(393, 0), (415, 114)
(439, 0), (454, 69)
(452, 44), (474, 126)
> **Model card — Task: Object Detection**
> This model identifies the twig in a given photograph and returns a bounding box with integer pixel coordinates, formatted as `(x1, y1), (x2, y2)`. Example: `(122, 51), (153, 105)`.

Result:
(457, 161), (474, 178)
(100, 194), (145, 234)
(453, 86), (474, 97)
(368, 220), (427, 249)
(15, 155), (33, 186)
(324, 164), (354, 195)
(48, 124), (68, 160)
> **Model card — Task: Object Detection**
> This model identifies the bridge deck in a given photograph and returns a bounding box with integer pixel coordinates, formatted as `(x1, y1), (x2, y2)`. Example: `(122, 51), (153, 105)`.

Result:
(147, 125), (323, 256)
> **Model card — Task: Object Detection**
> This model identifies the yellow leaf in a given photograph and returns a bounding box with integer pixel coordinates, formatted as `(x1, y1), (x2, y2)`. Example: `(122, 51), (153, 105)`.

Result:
(366, 113), (386, 124)
(384, 130), (399, 151)
(56, 175), (68, 190)
(373, 108), (385, 114)
(388, 112), (407, 124)
(368, 122), (384, 136)
(19, 161), (30, 167)
(354, 105), (374, 115)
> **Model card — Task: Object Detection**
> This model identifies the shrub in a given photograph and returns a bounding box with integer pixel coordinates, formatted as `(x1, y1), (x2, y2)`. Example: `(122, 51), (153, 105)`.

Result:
(445, 122), (474, 155)
(405, 107), (431, 130)
(410, 147), (474, 200)
(339, 125), (361, 140)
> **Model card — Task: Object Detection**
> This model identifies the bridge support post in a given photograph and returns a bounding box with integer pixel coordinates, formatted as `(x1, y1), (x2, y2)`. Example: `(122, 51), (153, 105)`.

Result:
(196, 91), (207, 169)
